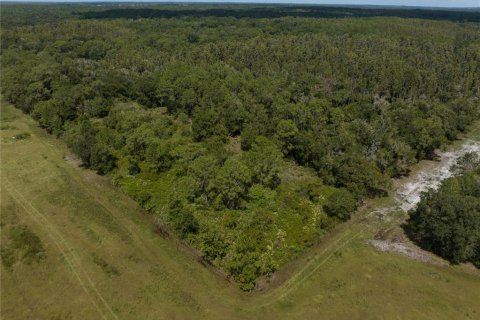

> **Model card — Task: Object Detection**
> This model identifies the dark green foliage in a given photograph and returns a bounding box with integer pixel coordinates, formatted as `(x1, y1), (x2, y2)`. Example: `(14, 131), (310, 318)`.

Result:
(65, 119), (97, 166)
(145, 139), (173, 173)
(186, 33), (200, 44)
(276, 119), (298, 157)
(64, 119), (117, 174)
(2, 4), (480, 289)
(224, 209), (275, 291)
(243, 136), (282, 188)
(192, 108), (227, 142)
(240, 126), (258, 151)
(32, 99), (73, 135)
(199, 227), (228, 262)
(186, 155), (219, 203)
(77, 6), (480, 23)
(333, 155), (390, 199)
(323, 189), (358, 221)
(80, 40), (108, 60)
(90, 143), (117, 175)
(128, 161), (141, 176)
(214, 159), (252, 209)
(406, 172), (480, 267)
(203, 136), (230, 165)
(168, 200), (199, 239)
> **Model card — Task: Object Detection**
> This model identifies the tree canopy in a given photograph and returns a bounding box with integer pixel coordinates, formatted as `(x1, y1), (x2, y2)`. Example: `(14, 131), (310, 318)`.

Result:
(406, 153), (480, 267)
(2, 4), (479, 289)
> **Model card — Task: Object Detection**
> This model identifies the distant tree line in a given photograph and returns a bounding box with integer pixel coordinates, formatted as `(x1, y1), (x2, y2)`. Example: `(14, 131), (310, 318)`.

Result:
(79, 6), (480, 23)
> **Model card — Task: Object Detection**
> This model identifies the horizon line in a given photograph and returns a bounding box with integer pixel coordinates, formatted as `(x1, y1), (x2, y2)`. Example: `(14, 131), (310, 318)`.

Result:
(1, 1), (479, 9)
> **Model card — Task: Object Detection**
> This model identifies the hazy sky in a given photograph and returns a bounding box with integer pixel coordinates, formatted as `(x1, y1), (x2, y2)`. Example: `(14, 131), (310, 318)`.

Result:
(4, 0), (479, 7)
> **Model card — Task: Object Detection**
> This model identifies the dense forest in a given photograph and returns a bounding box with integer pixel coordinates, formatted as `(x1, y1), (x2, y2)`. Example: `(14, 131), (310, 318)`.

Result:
(79, 6), (480, 22)
(1, 4), (479, 289)
(406, 152), (480, 267)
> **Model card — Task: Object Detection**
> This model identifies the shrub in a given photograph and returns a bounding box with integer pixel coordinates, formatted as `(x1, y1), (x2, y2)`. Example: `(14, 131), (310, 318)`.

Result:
(168, 200), (199, 238)
(323, 188), (357, 221)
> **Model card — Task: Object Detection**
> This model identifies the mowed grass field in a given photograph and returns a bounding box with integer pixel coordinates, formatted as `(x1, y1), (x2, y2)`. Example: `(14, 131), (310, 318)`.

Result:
(1, 102), (479, 320)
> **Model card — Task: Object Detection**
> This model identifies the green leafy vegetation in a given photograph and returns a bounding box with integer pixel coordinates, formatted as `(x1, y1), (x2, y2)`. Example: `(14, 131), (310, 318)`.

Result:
(1, 4), (479, 289)
(406, 152), (480, 267)
(2, 98), (480, 320)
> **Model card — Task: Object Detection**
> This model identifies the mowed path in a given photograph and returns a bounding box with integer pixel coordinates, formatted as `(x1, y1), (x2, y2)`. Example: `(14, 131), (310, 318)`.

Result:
(3, 178), (118, 320)
(2, 103), (480, 320)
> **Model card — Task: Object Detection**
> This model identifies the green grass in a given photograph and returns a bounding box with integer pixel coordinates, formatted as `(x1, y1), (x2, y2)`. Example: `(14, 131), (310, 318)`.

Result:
(1, 102), (479, 319)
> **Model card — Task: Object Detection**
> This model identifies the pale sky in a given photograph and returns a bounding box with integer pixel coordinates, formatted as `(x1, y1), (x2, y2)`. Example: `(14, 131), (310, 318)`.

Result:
(3, 0), (479, 7)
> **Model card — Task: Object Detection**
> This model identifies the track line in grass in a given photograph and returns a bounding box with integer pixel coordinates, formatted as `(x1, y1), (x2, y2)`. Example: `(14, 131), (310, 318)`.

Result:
(282, 226), (368, 298)
(3, 178), (119, 320)
(253, 224), (370, 309)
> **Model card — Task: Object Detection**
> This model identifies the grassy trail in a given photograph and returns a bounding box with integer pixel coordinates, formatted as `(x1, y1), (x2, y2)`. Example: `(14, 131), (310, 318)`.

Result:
(3, 180), (117, 320)
(1, 102), (479, 319)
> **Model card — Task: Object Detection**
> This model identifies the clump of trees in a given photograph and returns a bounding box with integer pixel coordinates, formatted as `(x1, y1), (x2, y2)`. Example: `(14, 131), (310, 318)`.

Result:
(406, 153), (480, 267)
(2, 6), (480, 289)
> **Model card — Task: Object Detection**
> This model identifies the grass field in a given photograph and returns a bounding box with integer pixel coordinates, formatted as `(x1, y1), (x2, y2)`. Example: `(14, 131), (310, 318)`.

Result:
(1, 102), (479, 319)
